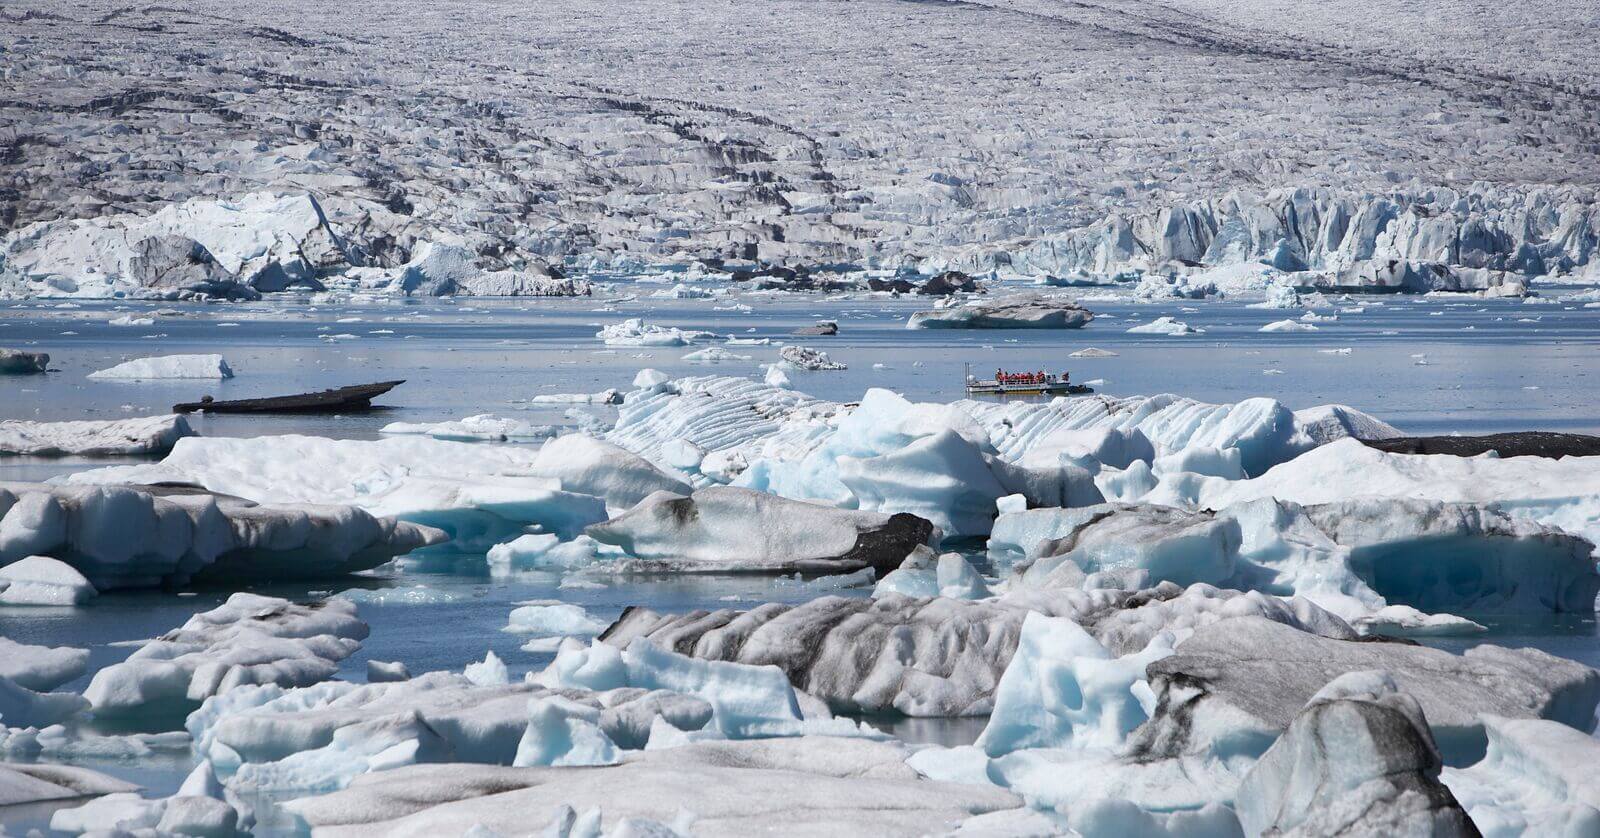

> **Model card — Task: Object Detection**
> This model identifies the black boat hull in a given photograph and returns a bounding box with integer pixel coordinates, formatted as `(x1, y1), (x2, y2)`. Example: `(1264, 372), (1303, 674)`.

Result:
(174, 380), (405, 414)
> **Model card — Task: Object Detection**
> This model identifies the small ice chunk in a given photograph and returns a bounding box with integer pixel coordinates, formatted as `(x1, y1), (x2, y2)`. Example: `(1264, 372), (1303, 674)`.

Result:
(463, 651), (510, 686)
(1353, 605), (1487, 638)
(633, 368), (671, 388)
(0, 556), (97, 605)
(505, 602), (610, 637)
(367, 660), (411, 682)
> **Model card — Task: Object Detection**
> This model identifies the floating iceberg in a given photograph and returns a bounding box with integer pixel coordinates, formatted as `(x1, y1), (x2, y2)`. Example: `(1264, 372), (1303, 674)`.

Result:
(1183, 438), (1600, 549)
(0, 348), (49, 375)
(85, 593), (368, 719)
(1000, 497), (1600, 619)
(87, 353), (234, 380)
(0, 555), (97, 605)
(602, 582), (1350, 717)
(778, 345), (847, 370)
(0, 637), (88, 692)
(1444, 715), (1600, 835)
(585, 486), (933, 574)
(907, 297), (1093, 329)
(1126, 317), (1202, 335)
(531, 434), (691, 511)
(1233, 670), (1475, 836)
(0, 763), (137, 808)
(1132, 617), (1599, 766)
(285, 738), (1022, 836)
(1257, 318), (1319, 333)
(67, 435), (606, 551)
(0, 414), (193, 456)
(597, 318), (719, 347)
(379, 414), (556, 442)
(1, 482), (443, 590)
(680, 347), (750, 362)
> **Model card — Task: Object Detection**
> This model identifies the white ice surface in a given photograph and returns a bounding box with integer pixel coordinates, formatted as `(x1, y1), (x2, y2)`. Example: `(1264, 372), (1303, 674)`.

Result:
(87, 353), (234, 380)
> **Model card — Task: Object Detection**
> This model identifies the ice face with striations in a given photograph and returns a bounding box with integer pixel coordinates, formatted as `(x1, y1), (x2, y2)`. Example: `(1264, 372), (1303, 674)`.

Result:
(0, 414), (193, 457)
(85, 593), (368, 719)
(0, 482), (444, 590)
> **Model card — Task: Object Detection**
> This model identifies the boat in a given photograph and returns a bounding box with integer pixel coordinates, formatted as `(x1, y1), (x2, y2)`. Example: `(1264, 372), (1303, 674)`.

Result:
(964, 366), (1092, 397)
(173, 380), (405, 414)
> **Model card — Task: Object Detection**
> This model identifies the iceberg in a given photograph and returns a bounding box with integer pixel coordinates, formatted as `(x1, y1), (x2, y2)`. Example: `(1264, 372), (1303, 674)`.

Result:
(1443, 716), (1600, 836)
(1131, 617), (1600, 766)
(600, 582), (1350, 717)
(0, 763), (137, 808)
(531, 434), (691, 511)
(1126, 317), (1202, 335)
(1233, 670), (1475, 836)
(85, 593), (369, 719)
(907, 297), (1093, 329)
(379, 414), (556, 442)
(285, 738), (1022, 836)
(1186, 437), (1600, 550)
(999, 497), (1600, 620)
(585, 486), (933, 574)
(1257, 318), (1319, 333)
(0, 637), (89, 692)
(0, 414), (193, 456)
(597, 318), (719, 347)
(87, 353), (234, 380)
(778, 345), (847, 370)
(0, 482), (444, 590)
(0, 555), (97, 605)
(67, 435), (607, 551)
(0, 348), (49, 375)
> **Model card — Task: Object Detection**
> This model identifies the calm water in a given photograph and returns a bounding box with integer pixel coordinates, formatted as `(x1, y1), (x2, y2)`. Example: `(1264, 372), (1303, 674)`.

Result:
(2, 284), (1599, 831)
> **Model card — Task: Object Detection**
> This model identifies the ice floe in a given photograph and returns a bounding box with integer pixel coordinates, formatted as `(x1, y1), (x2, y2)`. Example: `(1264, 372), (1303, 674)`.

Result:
(0, 555), (97, 605)
(87, 353), (234, 380)
(1, 482), (443, 590)
(0, 763), (137, 807)
(284, 738), (1021, 835)
(0, 414), (193, 456)
(586, 486), (932, 574)
(85, 593), (368, 719)
(0, 348), (49, 375)
(597, 318), (718, 347)
(907, 296), (1093, 329)
(68, 435), (605, 551)
(378, 414), (556, 442)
